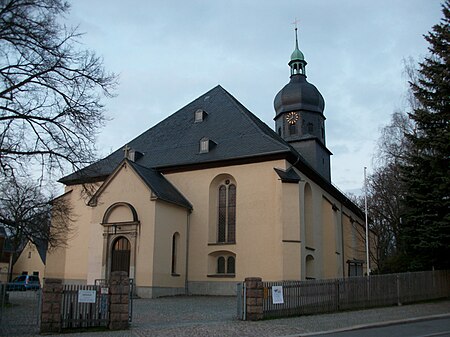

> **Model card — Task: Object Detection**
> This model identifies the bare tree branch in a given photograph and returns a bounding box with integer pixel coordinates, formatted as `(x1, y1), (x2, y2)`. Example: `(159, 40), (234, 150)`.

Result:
(0, 177), (74, 251)
(0, 0), (117, 180)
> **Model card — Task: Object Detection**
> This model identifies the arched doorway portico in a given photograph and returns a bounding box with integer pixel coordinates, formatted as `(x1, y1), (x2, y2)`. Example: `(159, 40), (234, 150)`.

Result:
(100, 202), (139, 280)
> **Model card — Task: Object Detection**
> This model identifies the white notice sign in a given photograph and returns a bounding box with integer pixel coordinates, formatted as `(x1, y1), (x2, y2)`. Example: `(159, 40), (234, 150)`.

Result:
(272, 286), (284, 304)
(78, 290), (96, 303)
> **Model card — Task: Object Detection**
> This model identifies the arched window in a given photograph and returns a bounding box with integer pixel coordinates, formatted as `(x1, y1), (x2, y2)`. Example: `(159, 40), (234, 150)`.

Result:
(306, 255), (315, 280)
(217, 257), (226, 274)
(216, 256), (236, 275)
(209, 251), (236, 277)
(171, 233), (180, 275)
(217, 182), (236, 243)
(227, 256), (235, 274)
(304, 183), (314, 247)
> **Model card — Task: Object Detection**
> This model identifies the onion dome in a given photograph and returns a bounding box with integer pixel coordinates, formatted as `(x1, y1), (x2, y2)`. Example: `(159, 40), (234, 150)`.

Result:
(274, 74), (324, 116)
(274, 27), (325, 117)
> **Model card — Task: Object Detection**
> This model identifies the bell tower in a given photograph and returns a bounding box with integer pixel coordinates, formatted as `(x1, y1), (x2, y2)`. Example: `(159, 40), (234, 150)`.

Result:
(274, 27), (332, 182)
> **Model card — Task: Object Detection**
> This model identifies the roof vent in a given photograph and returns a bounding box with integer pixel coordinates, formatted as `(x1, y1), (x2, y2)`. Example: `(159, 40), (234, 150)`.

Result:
(194, 109), (207, 123)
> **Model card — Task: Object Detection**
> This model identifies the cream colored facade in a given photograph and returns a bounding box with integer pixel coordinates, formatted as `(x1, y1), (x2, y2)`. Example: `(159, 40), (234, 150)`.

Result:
(46, 157), (371, 297)
(44, 28), (377, 297)
(11, 242), (45, 283)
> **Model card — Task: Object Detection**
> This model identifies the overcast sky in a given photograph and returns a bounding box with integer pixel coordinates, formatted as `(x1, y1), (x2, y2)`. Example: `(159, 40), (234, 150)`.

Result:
(66, 0), (443, 194)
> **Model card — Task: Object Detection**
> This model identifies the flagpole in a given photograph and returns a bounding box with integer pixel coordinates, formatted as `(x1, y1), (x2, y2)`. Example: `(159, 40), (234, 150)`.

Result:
(364, 166), (370, 275)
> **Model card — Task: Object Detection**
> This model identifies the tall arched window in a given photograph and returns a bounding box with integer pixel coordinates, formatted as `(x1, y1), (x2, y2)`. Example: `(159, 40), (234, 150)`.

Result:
(171, 232), (180, 275)
(304, 183), (314, 247)
(305, 255), (315, 280)
(217, 182), (236, 243)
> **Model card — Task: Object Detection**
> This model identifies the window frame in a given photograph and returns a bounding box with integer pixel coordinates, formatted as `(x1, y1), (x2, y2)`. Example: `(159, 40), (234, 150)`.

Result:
(171, 232), (180, 276)
(210, 254), (236, 278)
(217, 182), (236, 244)
(200, 138), (209, 153)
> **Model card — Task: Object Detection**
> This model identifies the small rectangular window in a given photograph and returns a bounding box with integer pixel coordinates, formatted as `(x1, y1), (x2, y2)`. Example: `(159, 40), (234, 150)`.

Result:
(348, 261), (364, 277)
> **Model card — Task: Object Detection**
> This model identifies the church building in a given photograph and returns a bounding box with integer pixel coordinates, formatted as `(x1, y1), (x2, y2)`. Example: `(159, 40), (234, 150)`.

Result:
(45, 30), (372, 297)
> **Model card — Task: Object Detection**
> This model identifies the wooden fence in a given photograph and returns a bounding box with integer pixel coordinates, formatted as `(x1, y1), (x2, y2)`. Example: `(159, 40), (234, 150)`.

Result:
(262, 270), (450, 319)
(61, 284), (109, 329)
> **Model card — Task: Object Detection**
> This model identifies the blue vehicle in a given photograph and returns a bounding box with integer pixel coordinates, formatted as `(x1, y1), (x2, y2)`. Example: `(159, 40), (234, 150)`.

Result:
(7, 275), (41, 291)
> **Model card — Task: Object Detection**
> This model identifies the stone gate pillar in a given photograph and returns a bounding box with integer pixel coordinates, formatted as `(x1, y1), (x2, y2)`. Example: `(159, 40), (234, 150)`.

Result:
(109, 271), (130, 330)
(40, 278), (63, 333)
(244, 277), (263, 321)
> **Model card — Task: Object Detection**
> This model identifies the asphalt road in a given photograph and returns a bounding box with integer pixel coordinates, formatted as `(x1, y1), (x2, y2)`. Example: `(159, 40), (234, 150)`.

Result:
(304, 316), (450, 337)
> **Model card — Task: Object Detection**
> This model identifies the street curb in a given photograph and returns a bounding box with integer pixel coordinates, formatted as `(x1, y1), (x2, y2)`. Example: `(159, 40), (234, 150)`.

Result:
(278, 313), (450, 337)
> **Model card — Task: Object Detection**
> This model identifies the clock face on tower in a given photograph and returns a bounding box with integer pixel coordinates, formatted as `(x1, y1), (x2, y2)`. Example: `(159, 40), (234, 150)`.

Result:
(286, 111), (299, 125)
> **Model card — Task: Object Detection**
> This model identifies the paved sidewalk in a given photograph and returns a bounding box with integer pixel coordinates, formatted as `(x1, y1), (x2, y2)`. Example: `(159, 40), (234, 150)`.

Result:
(60, 298), (450, 337)
(2, 296), (449, 336)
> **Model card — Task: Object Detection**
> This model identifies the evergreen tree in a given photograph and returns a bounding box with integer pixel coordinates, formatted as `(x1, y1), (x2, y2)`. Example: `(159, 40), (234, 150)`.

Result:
(401, 1), (450, 270)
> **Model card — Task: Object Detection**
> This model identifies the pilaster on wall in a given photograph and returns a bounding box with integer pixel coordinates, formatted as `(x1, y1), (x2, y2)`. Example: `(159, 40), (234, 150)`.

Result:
(40, 278), (63, 333)
(244, 277), (263, 321)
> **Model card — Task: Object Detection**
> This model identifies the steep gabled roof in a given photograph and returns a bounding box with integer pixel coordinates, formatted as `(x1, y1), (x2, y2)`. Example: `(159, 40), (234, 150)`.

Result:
(128, 161), (192, 210)
(59, 85), (364, 218)
(89, 159), (192, 210)
(60, 85), (291, 185)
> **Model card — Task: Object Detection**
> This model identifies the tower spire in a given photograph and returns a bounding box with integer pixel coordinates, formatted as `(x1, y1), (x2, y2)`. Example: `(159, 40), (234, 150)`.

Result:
(274, 24), (330, 181)
(293, 18), (300, 50)
(289, 19), (307, 76)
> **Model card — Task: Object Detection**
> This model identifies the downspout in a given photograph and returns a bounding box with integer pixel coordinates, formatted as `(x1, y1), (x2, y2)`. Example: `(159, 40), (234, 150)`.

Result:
(340, 205), (345, 278)
(184, 212), (191, 295)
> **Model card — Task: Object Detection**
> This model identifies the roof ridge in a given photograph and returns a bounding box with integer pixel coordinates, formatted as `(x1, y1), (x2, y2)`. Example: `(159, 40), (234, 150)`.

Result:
(219, 87), (291, 152)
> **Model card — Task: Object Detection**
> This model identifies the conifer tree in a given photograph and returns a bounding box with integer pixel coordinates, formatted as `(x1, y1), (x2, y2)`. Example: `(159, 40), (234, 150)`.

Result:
(401, 0), (450, 270)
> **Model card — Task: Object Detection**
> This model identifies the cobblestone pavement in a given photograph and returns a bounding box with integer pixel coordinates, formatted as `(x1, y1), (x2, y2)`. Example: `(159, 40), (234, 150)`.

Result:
(0, 290), (41, 337)
(1, 295), (449, 337)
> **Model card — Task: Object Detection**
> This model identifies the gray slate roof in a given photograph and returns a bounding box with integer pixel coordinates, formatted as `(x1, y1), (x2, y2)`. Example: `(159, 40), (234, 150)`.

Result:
(59, 85), (364, 219)
(61, 85), (291, 185)
(128, 160), (192, 210)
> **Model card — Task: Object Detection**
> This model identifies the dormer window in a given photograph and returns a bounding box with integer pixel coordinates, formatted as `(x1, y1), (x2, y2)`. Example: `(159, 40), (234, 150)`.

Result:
(195, 109), (207, 123)
(200, 137), (209, 153)
(200, 137), (216, 153)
